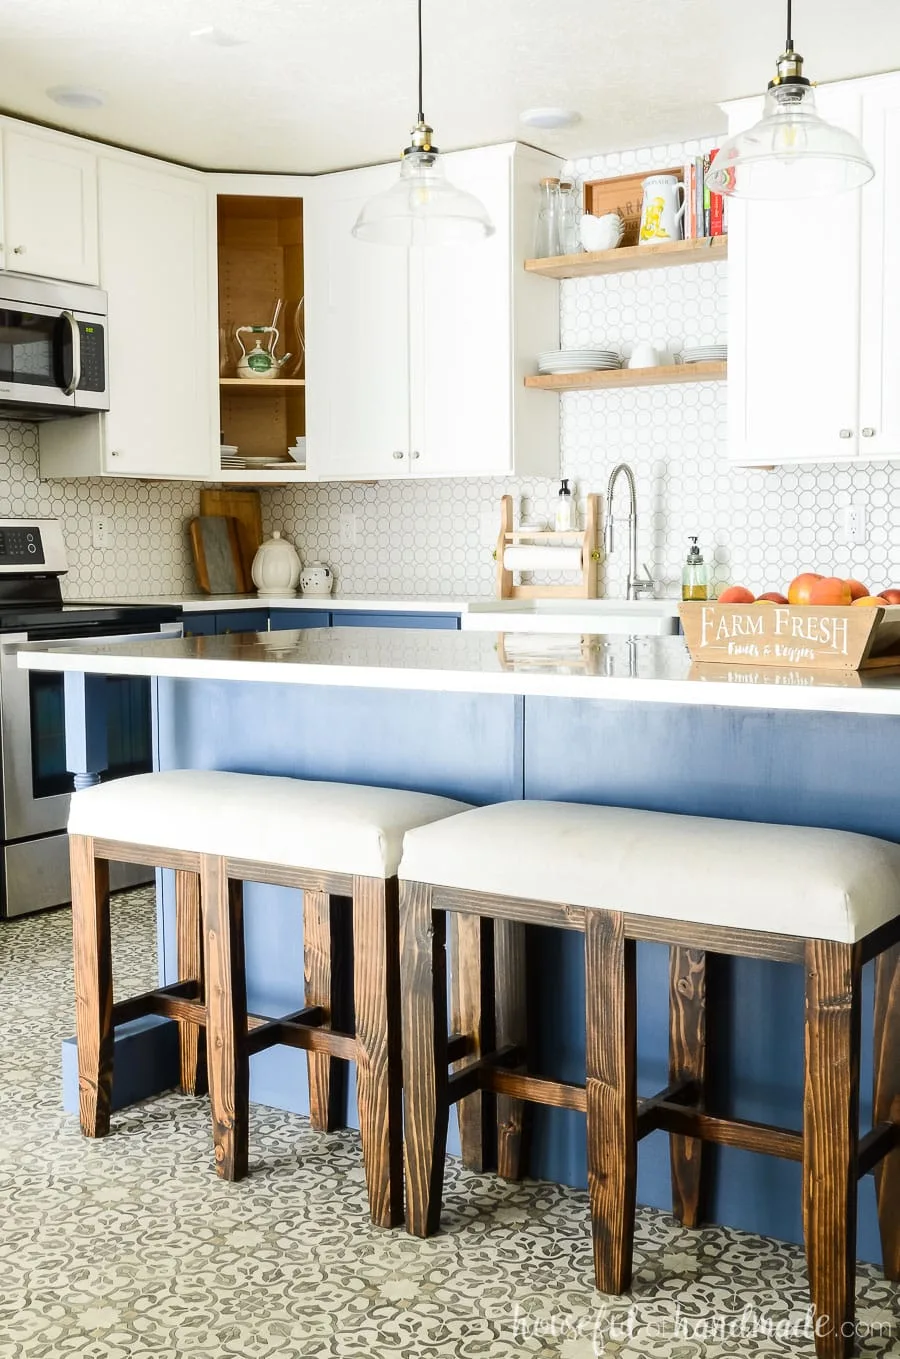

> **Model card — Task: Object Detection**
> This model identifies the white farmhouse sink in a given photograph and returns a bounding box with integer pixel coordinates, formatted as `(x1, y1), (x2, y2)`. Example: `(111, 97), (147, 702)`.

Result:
(462, 599), (682, 636)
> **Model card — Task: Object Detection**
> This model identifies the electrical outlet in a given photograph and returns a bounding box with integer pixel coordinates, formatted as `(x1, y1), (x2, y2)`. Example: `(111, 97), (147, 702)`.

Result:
(91, 515), (110, 550)
(841, 501), (867, 546)
(339, 510), (358, 548)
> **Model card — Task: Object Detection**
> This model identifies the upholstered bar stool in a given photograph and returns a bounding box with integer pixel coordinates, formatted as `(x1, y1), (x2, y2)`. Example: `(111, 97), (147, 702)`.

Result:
(398, 801), (900, 1359)
(67, 769), (469, 1227)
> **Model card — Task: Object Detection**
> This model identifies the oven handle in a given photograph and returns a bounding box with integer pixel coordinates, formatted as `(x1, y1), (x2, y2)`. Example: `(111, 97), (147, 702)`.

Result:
(61, 310), (82, 397)
(48, 621), (185, 648)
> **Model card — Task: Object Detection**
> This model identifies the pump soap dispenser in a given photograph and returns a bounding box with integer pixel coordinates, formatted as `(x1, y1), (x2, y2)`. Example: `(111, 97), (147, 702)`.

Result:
(682, 537), (709, 601)
(555, 478), (575, 532)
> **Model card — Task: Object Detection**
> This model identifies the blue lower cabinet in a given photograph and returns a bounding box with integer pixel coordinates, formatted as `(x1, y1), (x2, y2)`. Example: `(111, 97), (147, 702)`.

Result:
(182, 613), (216, 637)
(269, 610), (331, 630)
(215, 609), (269, 635)
(332, 611), (460, 630)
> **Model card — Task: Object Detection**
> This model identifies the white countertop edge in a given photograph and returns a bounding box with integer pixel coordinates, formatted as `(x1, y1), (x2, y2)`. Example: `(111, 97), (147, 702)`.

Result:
(73, 594), (476, 614)
(17, 644), (900, 716)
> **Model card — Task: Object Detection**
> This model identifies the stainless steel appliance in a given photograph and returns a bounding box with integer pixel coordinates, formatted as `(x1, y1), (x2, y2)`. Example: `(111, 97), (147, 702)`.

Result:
(0, 519), (181, 917)
(0, 274), (108, 420)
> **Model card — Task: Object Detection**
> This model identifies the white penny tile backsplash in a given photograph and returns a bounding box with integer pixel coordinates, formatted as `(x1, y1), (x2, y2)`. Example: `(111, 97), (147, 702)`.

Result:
(4, 131), (900, 602)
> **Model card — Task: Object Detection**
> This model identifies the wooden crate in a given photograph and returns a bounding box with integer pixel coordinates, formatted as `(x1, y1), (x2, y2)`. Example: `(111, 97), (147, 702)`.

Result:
(583, 166), (683, 249)
(680, 602), (900, 671)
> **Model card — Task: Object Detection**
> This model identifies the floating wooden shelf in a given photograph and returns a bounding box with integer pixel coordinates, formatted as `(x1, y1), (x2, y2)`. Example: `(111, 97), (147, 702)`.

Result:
(525, 361), (727, 392)
(525, 235), (728, 280)
(219, 378), (306, 389)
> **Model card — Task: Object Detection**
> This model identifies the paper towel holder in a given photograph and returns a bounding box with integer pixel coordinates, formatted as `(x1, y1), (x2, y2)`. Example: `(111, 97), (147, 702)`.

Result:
(494, 493), (600, 600)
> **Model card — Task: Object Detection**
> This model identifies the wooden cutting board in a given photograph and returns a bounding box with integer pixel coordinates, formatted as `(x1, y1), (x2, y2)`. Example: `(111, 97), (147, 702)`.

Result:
(189, 516), (249, 595)
(199, 488), (262, 585)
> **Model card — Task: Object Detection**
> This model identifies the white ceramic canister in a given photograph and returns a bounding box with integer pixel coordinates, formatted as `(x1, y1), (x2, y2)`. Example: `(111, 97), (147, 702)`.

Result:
(299, 562), (334, 597)
(251, 530), (302, 596)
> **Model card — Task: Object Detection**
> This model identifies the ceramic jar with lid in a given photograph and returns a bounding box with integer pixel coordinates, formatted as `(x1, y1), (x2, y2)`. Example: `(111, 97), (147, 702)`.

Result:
(299, 562), (333, 597)
(251, 530), (302, 597)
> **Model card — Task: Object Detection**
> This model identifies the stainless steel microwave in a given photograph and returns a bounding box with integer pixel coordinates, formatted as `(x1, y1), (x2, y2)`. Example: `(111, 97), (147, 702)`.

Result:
(0, 273), (108, 420)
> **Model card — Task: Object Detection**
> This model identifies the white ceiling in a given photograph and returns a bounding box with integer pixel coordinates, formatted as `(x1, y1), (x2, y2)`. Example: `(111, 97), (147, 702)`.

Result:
(1, 0), (898, 174)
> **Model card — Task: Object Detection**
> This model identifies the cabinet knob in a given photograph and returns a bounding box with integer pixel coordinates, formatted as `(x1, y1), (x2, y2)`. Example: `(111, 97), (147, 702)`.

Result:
(862, 427), (876, 437)
(410, 450), (420, 460)
(110, 449), (121, 458)
(12, 245), (25, 255)
(839, 429), (853, 439)
(392, 450), (405, 460)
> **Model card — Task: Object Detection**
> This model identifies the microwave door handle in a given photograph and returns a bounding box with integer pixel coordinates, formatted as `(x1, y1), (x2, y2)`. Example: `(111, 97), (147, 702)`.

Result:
(61, 310), (81, 396)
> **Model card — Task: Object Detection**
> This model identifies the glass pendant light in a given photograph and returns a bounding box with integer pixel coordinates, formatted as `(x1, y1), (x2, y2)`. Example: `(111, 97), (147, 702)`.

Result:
(707, 0), (874, 200)
(352, 0), (494, 246)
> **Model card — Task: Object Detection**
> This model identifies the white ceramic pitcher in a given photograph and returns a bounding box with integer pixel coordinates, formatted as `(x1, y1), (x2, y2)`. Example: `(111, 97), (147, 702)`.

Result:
(638, 175), (685, 246)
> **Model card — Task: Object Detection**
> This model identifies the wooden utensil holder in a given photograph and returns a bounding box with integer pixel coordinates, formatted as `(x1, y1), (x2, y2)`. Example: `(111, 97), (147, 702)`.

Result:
(495, 493), (600, 600)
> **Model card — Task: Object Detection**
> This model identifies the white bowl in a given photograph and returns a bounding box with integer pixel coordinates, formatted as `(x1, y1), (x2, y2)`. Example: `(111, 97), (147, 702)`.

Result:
(580, 212), (624, 252)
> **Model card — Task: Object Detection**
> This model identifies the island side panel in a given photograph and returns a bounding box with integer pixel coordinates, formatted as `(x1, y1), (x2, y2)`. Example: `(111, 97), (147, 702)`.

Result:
(524, 695), (892, 1266)
(155, 677), (524, 1125)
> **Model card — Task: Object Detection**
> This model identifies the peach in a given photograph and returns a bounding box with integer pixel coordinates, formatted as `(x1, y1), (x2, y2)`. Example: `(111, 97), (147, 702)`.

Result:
(808, 576), (852, 606)
(846, 579), (870, 601)
(717, 586), (755, 604)
(787, 572), (823, 605)
(756, 592), (789, 604)
(851, 595), (888, 607)
(879, 589), (900, 604)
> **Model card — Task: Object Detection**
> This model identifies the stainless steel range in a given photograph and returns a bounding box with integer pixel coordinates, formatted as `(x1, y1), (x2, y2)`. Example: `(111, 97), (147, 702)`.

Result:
(0, 519), (182, 917)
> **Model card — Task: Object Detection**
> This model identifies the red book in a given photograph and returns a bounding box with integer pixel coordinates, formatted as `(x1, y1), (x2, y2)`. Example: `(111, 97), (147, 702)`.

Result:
(708, 147), (724, 236)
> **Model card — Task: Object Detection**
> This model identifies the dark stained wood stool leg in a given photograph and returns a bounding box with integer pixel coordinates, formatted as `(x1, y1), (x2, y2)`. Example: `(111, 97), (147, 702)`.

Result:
(669, 945), (708, 1227)
(585, 910), (637, 1296)
(70, 834), (113, 1138)
(201, 855), (249, 1181)
(304, 890), (346, 1132)
(175, 869), (207, 1097)
(494, 919), (528, 1181)
(874, 941), (900, 1282)
(401, 880), (448, 1238)
(803, 939), (861, 1359)
(450, 913), (496, 1172)
(353, 876), (404, 1228)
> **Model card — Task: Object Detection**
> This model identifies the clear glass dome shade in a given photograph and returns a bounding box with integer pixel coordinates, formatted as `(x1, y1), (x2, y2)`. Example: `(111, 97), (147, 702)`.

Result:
(707, 83), (875, 199)
(352, 150), (495, 246)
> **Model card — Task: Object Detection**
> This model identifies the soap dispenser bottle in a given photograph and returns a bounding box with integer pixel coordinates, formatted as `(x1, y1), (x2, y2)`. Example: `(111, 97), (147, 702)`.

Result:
(682, 536), (709, 601)
(555, 478), (575, 531)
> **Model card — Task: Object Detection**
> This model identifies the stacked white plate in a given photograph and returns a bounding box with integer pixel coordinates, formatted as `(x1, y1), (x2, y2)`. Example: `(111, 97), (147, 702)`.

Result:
(681, 344), (727, 364)
(538, 348), (621, 374)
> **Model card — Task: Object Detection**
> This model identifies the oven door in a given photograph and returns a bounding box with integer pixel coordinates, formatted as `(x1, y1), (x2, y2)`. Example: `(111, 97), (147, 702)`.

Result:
(0, 623), (181, 840)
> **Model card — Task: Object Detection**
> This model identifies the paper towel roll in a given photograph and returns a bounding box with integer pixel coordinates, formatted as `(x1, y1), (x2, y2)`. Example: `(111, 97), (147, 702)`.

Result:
(503, 545), (584, 572)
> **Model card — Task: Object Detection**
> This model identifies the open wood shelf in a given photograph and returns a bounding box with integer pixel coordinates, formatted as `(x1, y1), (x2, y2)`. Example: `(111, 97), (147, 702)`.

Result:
(219, 378), (306, 390)
(215, 466), (313, 484)
(525, 360), (727, 392)
(525, 235), (727, 280)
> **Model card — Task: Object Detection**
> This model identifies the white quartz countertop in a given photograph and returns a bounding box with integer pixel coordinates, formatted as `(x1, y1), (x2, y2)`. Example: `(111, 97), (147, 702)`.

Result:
(16, 626), (900, 716)
(73, 593), (482, 614)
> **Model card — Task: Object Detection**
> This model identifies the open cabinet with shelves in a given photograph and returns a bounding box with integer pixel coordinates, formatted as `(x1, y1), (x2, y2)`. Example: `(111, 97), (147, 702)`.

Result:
(217, 195), (309, 479)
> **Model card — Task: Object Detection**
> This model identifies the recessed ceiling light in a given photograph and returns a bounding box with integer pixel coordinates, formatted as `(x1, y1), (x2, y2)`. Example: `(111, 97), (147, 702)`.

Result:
(189, 26), (248, 47)
(519, 108), (581, 131)
(46, 85), (106, 110)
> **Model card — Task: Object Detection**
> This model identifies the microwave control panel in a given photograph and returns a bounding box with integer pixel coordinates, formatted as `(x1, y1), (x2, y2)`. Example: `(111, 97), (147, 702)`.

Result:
(77, 322), (106, 393)
(0, 526), (45, 565)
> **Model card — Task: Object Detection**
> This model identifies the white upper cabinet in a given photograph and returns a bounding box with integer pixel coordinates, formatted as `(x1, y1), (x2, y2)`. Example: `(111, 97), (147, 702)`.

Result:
(728, 72), (900, 465)
(40, 157), (215, 479)
(727, 85), (863, 464)
(305, 142), (560, 480)
(305, 163), (412, 480)
(1, 126), (99, 284)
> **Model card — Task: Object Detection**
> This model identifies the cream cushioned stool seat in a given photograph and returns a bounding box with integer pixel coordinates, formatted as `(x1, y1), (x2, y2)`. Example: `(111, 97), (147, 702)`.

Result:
(396, 798), (900, 1359)
(70, 768), (469, 878)
(398, 799), (900, 943)
(67, 768), (470, 1229)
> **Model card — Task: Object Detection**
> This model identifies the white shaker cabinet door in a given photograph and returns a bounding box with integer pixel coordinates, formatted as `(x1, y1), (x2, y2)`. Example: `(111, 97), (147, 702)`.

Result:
(409, 147), (512, 476)
(99, 159), (215, 478)
(2, 128), (99, 284)
(305, 166), (411, 480)
(859, 78), (900, 459)
(728, 87), (862, 464)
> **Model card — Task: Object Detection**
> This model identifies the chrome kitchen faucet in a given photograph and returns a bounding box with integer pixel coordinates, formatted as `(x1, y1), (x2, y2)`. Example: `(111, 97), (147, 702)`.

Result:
(604, 463), (655, 601)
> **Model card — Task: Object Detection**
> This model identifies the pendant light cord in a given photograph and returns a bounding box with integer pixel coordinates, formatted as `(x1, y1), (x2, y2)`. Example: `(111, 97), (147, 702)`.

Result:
(785, 0), (793, 53)
(417, 0), (425, 123)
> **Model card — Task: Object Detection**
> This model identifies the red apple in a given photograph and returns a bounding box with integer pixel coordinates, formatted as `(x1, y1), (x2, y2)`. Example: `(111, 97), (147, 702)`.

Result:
(717, 586), (755, 604)
(846, 579), (870, 601)
(756, 592), (789, 604)
(879, 589), (900, 604)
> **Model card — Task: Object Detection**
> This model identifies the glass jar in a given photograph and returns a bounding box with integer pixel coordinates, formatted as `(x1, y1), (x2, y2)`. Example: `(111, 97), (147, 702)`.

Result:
(558, 180), (582, 255)
(534, 177), (561, 258)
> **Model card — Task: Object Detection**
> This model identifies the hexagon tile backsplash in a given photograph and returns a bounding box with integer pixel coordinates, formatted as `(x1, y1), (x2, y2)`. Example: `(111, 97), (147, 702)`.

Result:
(6, 131), (900, 603)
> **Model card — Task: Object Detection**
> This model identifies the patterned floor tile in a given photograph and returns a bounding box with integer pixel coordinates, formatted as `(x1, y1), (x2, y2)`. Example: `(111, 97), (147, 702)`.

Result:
(0, 889), (897, 1357)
